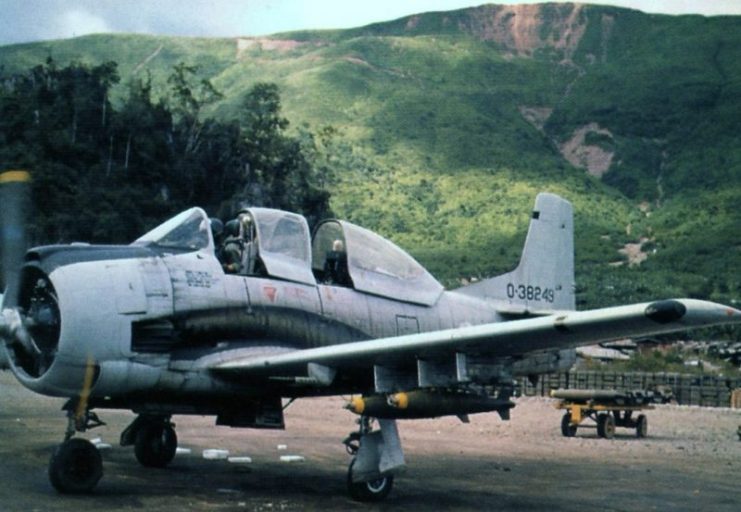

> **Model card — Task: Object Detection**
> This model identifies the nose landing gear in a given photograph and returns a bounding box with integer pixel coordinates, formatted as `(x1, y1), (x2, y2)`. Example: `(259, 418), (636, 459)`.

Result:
(49, 438), (103, 494)
(48, 402), (107, 493)
(48, 403), (180, 493)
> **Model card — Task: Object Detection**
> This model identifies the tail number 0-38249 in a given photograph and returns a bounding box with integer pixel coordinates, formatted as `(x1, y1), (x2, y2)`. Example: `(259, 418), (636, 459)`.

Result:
(506, 283), (555, 303)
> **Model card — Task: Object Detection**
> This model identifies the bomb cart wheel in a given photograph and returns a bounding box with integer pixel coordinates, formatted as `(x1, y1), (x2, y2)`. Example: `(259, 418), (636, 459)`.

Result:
(561, 412), (578, 437)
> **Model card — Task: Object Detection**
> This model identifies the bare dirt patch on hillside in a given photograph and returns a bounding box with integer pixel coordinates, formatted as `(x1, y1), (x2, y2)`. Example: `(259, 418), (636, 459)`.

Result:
(459, 4), (587, 59)
(1, 371), (739, 511)
(236, 38), (309, 58)
(560, 122), (615, 177)
(617, 237), (652, 267)
(519, 106), (553, 131)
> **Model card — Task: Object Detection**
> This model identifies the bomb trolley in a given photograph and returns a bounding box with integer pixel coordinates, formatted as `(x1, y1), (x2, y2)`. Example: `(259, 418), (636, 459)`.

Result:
(551, 389), (665, 439)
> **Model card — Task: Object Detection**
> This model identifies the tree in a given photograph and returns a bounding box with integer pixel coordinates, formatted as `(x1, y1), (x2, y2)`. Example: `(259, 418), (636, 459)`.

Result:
(236, 82), (331, 225)
(0, 60), (332, 248)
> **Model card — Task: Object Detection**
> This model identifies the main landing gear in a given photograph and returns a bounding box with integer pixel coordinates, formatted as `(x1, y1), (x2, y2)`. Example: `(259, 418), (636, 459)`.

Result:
(121, 415), (178, 468)
(342, 416), (404, 502)
(48, 401), (178, 493)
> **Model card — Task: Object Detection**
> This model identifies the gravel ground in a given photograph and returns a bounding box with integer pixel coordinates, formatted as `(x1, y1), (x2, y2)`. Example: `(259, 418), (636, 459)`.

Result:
(1, 371), (739, 511)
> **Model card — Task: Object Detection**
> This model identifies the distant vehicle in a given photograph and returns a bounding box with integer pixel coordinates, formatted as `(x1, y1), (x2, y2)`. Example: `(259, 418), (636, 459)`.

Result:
(1, 170), (739, 501)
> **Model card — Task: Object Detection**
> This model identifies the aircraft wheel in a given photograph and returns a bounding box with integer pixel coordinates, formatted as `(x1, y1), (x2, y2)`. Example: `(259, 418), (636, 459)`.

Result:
(636, 414), (648, 438)
(347, 458), (394, 502)
(134, 422), (177, 468)
(49, 438), (103, 494)
(560, 412), (577, 437)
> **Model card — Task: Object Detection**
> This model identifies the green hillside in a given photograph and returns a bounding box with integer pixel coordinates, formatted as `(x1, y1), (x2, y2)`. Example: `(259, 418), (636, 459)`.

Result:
(0, 3), (739, 311)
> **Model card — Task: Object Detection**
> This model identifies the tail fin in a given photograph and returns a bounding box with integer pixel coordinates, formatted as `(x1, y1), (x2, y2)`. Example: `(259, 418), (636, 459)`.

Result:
(457, 193), (575, 314)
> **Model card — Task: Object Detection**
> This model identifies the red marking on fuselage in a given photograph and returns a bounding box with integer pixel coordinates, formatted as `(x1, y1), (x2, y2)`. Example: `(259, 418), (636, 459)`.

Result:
(263, 285), (278, 303)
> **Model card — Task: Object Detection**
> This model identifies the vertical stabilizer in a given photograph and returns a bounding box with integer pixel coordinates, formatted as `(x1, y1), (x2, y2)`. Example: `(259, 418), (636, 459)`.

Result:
(457, 193), (575, 313)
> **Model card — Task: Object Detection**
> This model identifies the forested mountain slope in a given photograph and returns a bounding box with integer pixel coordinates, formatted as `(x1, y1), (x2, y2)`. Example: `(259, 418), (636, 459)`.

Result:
(1, 3), (739, 312)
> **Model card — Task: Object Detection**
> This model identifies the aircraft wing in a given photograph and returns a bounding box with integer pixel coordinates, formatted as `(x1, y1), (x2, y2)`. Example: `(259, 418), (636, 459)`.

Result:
(211, 299), (741, 379)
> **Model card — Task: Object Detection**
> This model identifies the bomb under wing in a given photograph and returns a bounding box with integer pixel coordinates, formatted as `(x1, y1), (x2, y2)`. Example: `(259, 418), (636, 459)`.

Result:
(347, 390), (514, 420)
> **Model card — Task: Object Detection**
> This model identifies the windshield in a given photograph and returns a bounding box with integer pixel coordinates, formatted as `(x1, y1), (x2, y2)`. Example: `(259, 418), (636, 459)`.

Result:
(134, 208), (212, 251)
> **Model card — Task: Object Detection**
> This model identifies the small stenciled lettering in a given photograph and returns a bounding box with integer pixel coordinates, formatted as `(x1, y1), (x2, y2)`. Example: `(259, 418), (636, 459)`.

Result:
(185, 270), (213, 288)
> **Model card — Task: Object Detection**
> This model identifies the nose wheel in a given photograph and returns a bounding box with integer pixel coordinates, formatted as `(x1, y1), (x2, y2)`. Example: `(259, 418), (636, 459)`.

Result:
(48, 438), (103, 493)
(48, 401), (107, 493)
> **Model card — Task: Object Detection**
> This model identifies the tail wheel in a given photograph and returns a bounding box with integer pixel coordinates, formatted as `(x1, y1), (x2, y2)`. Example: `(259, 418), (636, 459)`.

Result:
(134, 422), (177, 468)
(49, 438), (103, 494)
(560, 412), (577, 437)
(347, 458), (394, 502)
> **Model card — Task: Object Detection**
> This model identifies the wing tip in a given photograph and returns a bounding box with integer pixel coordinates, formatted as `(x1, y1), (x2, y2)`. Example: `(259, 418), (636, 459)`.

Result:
(647, 298), (741, 326)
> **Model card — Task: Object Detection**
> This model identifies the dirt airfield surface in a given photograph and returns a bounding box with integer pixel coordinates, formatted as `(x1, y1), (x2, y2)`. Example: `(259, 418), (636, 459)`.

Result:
(1, 371), (739, 512)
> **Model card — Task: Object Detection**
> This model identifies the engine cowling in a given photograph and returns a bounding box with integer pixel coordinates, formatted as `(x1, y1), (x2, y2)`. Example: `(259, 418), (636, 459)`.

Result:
(7, 246), (160, 398)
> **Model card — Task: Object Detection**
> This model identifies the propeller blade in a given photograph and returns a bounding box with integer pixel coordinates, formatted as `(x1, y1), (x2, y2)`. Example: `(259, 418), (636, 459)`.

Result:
(0, 170), (31, 308)
(1, 308), (40, 356)
(75, 356), (97, 425)
(0, 170), (37, 358)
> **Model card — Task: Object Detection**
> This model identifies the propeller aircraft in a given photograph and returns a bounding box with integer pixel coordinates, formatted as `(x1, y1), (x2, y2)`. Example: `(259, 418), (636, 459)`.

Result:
(1, 169), (739, 501)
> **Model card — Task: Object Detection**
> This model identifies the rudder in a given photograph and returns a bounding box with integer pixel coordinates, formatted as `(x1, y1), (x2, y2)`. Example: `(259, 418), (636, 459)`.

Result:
(457, 193), (575, 313)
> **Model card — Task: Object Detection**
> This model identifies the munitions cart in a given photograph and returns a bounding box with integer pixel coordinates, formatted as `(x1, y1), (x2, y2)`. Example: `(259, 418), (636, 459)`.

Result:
(551, 389), (665, 439)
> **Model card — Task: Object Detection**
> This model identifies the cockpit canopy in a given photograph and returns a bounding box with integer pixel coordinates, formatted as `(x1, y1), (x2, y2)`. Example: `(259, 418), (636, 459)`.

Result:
(135, 207), (315, 285)
(312, 220), (443, 306)
(135, 207), (443, 305)
(249, 208), (314, 285)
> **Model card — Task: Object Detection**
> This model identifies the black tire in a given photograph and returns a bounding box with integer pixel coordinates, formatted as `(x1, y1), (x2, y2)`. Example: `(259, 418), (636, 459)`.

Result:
(347, 458), (394, 502)
(636, 414), (648, 438)
(596, 414), (605, 438)
(597, 413), (615, 438)
(561, 413), (577, 437)
(49, 438), (103, 494)
(600, 414), (615, 439)
(134, 422), (177, 468)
